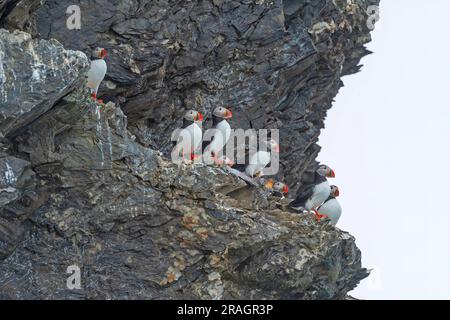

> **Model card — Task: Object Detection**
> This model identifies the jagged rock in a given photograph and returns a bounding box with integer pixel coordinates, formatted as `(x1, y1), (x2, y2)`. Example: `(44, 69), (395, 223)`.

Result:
(0, 217), (23, 261)
(0, 29), (89, 138)
(0, 154), (30, 206)
(0, 0), (378, 300)
(0, 158), (368, 299)
(0, 155), (28, 187)
(9, 0), (379, 193)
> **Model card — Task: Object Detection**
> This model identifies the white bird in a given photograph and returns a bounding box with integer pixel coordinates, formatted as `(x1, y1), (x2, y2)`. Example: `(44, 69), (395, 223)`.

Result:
(87, 47), (107, 104)
(171, 110), (204, 164)
(245, 139), (280, 177)
(203, 106), (233, 165)
(316, 185), (342, 225)
(289, 164), (336, 212)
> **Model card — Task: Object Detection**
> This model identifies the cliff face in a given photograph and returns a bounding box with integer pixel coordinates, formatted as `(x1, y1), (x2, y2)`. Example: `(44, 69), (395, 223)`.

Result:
(0, 0), (378, 299)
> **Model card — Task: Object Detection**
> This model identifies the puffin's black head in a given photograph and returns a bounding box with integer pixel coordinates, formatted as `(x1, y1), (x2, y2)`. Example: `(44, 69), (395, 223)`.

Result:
(330, 185), (340, 197)
(213, 107), (233, 119)
(317, 164), (335, 178)
(184, 110), (204, 122)
(93, 47), (107, 59)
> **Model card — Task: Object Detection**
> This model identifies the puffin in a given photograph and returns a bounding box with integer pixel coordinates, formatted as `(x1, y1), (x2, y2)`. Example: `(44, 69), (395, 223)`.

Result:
(203, 107), (233, 164)
(316, 185), (342, 225)
(245, 139), (280, 177)
(264, 179), (289, 197)
(171, 110), (204, 164)
(87, 47), (107, 104)
(87, 48), (108, 104)
(289, 164), (336, 212)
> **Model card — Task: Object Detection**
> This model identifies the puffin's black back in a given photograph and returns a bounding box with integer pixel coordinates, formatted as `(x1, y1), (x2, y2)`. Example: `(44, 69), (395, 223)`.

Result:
(290, 171), (326, 207)
(272, 191), (284, 198)
(231, 144), (251, 172)
(172, 118), (194, 148)
(202, 115), (221, 152)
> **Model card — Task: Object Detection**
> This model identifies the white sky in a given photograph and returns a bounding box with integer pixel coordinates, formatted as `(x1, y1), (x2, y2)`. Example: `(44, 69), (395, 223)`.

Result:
(318, 0), (450, 299)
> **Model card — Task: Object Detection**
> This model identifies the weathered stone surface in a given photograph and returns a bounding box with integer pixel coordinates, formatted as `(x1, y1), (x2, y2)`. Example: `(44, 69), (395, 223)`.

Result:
(0, 0), (378, 300)
(0, 154), (29, 206)
(0, 217), (23, 261)
(13, 0), (379, 193)
(0, 157), (368, 299)
(0, 29), (89, 138)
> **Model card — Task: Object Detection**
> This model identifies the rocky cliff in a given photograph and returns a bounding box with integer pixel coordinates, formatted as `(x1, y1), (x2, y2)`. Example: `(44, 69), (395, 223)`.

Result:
(0, 0), (378, 299)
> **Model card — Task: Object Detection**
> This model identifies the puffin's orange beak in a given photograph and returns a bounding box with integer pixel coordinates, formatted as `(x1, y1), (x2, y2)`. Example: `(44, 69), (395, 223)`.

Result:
(225, 110), (233, 119)
(101, 49), (107, 59)
(196, 112), (204, 121)
(335, 189), (340, 197)
(282, 185), (289, 194)
(327, 170), (335, 178)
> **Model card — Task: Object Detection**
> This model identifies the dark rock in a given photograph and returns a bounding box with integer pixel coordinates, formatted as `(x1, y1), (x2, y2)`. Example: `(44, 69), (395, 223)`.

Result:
(0, 0), (379, 300)
(12, 0), (379, 192)
(0, 217), (23, 261)
(0, 29), (89, 138)
(0, 154), (29, 206)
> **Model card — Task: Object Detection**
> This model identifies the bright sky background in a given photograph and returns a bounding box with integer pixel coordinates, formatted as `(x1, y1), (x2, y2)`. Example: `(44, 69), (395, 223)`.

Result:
(318, 0), (450, 300)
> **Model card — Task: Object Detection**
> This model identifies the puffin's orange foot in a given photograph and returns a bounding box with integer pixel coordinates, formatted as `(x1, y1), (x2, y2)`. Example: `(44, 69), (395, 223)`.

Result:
(190, 152), (201, 162)
(313, 210), (328, 221)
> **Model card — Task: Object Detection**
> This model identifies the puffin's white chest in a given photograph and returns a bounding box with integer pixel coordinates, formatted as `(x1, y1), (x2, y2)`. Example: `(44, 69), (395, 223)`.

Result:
(246, 151), (271, 177)
(182, 122), (203, 153)
(305, 180), (330, 210)
(172, 123), (202, 163)
(87, 59), (107, 91)
(207, 120), (231, 155)
(318, 198), (342, 226)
